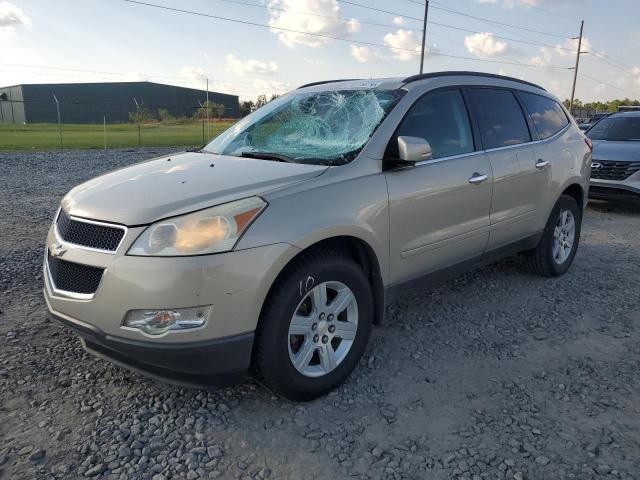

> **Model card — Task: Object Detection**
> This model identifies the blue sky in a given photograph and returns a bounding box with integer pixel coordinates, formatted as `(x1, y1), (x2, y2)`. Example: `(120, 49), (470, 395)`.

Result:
(2, 0), (640, 101)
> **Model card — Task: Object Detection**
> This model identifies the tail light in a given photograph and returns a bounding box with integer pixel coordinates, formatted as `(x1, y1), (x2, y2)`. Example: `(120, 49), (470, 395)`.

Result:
(585, 138), (593, 151)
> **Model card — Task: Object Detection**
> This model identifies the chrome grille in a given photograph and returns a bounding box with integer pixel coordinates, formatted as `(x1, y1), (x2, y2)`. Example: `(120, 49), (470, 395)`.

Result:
(591, 160), (640, 181)
(47, 251), (104, 295)
(56, 209), (126, 253)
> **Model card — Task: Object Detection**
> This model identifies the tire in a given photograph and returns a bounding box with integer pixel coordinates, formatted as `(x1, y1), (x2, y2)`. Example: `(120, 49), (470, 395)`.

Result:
(525, 194), (582, 277)
(253, 250), (373, 401)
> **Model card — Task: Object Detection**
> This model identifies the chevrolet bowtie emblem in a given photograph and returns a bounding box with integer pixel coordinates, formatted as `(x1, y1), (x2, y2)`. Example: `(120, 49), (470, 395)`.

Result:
(50, 242), (67, 258)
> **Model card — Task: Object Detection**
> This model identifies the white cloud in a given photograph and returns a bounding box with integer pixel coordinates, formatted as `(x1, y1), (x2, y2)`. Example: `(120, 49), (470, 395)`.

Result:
(547, 79), (566, 98)
(464, 32), (512, 58)
(503, 0), (540, 8)
(383, 29), (421, 60)
(267, 0), (359, 48)
(350, 45), (383, 63)
(253, 78), (292, 96)
(225, 54), (278, 76)
(0, 1), (30, 43)
(179, 66), (207, 83)
(530, 37), (591, 68)
(392, 16), (405, 26)
(0, 1), (30, 28)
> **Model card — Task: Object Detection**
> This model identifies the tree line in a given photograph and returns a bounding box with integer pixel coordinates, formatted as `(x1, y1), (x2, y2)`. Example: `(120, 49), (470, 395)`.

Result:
(563, 97), (640, 113)
(128, 101), (227, 123)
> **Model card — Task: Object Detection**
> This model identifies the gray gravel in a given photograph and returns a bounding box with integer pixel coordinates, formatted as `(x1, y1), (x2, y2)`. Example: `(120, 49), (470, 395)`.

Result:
(1, 148), (639, 480)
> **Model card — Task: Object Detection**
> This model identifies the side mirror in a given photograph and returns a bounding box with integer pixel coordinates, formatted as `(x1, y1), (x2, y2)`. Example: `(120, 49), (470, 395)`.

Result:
(397, 136), (432, 163)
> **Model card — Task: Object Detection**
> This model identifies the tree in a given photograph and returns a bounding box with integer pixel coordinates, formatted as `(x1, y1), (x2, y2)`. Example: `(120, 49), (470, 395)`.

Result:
(128, 105), (155, 123)
(255, 95), (268, 109)
(239, 100), (255, 117)
(158, 108), (175, 122)
(192, 101), (225, 120)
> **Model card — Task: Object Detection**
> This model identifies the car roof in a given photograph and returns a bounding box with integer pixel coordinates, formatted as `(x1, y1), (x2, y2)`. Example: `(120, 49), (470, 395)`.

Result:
(297, 71), (546, 92)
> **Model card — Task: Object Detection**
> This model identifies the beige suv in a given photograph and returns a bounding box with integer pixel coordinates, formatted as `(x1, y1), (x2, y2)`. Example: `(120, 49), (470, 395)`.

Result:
(44, 72), (592, 401)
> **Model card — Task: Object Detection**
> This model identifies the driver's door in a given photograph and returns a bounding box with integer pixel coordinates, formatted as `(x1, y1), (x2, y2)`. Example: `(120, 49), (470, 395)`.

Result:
(384, 88), (493, 284)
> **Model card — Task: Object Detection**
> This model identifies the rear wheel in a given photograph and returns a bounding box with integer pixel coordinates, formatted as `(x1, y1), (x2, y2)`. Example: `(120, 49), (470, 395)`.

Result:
(525, 194), (582, 277)
(253, 250), (373, 401)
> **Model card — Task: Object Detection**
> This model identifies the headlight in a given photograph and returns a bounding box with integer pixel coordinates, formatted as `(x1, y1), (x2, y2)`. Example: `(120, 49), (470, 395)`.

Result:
(128, 197), (266, 256)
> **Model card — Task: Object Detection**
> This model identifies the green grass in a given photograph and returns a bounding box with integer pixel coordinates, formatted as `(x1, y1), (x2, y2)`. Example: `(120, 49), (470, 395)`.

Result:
(0, 121), (235, 151)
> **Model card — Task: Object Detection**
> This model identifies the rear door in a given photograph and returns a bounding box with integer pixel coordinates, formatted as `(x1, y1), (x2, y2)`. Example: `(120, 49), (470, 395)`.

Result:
(385, 88), (493, 284)
(467, 87), (541, 250)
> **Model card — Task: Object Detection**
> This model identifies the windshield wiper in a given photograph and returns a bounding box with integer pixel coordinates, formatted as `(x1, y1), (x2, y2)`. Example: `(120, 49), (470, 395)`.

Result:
(240, 151), (298, 163)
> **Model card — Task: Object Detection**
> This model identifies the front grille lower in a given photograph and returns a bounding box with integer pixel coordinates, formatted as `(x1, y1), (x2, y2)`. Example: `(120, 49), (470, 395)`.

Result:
(47, 252), (105, 295)
(56, 209), (125, 253)
(591, 160), (640, 181)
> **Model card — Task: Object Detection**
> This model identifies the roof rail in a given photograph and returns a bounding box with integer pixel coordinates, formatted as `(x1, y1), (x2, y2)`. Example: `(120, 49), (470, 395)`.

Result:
(402, 71), (546, 92)
(297, 79), (361, 89)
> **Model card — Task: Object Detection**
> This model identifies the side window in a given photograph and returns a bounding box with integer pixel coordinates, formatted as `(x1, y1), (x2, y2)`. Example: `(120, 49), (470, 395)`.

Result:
(519, 91), (569, 140)
(468, 88), (531, 149)
(395, 89), (474, 160)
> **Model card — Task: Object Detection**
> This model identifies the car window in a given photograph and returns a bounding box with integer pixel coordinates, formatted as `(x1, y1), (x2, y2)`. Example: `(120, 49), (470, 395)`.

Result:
(468, 88), (531, 149)
(519, 92), (569, 140)
(395, 89), (474, 160)
(587, 116), (640, 141)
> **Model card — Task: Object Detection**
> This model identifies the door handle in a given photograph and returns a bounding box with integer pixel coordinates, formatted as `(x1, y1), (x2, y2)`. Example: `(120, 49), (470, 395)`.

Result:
(535, 159), (549, 169)
(468, 173), (488, 184)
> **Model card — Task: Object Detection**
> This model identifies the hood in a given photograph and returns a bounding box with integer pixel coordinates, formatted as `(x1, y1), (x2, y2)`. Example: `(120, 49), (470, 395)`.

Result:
(62, 152), (328, 225)
(592, 140), (640, 162)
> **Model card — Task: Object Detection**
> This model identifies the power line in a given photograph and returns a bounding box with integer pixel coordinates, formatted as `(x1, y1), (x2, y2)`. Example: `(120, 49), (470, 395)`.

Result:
(223, 0), (576, 53)
(122, 0), (572, 72)
(428, 20), (576, 51)
(578, 72), (639, 98)
(335, 0), (423, 22)
(219, 0), (422, 32)
(122, 0), (419, 53)
(428, 0), (571, 39)
(0, 62), (289, 89)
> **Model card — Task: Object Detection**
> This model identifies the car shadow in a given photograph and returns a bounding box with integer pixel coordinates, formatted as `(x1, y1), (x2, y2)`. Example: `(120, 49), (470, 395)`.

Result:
(587, 199), (640, 217)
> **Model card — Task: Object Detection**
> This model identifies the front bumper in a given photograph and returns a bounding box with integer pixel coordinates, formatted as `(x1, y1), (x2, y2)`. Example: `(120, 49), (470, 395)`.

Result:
(44, 220), (300, 384)
(589, 178), (640, 204)
(50, 308), (254, 387)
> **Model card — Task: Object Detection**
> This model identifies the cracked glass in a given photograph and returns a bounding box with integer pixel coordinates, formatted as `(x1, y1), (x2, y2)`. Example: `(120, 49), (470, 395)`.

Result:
(204, 89), (404, 165)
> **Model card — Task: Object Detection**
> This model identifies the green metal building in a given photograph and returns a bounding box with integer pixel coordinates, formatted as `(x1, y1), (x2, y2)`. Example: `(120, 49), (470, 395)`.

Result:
(0, 81), (239, 124)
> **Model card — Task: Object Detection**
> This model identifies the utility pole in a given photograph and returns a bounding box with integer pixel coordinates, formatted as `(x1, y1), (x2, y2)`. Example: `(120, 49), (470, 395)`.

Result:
(569, 20), (584, 115)
(419, 0), (429, 74)
(53, 94), (63, 150)
(133, 97), (141, 147)
(206, 78), (210, 140)
(198, 100), (205, 143)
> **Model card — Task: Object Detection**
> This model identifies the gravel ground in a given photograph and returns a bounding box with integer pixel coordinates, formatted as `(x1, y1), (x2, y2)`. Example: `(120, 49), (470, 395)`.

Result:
(1, 149), (639, 480)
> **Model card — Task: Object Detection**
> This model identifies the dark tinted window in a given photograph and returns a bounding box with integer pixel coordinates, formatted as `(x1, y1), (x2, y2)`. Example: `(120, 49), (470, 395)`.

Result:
(587, 116), (640, 141)
(396, 89), (474, 160)
(468, 88), (531, 149)
(520, 92), (569, 139)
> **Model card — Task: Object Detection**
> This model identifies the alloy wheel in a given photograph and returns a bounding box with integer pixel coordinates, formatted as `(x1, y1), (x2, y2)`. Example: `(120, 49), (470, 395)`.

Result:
(287, 281), (359, 377)
(552, 209), (576, 264)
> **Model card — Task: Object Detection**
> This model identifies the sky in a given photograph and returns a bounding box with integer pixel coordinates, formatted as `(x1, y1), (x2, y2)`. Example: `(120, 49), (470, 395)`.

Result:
(2, 0), (640, 102)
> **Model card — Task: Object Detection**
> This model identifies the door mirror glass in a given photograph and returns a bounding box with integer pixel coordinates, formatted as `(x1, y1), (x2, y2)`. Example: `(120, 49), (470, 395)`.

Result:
(397, 136), (433, 163)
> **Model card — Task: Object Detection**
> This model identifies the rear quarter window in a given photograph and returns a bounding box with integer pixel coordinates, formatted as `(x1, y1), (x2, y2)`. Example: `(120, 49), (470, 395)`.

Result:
(519, 92), (569, 140)
(468, 88), (531, 149)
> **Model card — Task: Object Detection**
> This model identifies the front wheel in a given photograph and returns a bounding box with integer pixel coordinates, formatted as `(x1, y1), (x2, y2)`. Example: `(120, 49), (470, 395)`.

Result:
(253, 250), (373, 401)
(525, 194), (582, 277)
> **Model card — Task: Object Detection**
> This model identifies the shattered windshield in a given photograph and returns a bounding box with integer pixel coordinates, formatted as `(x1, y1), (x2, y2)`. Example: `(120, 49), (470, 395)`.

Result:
(203, 89), (404, 165)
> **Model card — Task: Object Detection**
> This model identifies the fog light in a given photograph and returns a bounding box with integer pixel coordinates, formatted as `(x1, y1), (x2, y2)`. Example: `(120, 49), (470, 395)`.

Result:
(123, 306), (212, 335)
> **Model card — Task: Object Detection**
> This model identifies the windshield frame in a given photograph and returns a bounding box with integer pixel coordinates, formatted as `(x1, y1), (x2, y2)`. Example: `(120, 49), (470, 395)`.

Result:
(202, 88), (405, 165)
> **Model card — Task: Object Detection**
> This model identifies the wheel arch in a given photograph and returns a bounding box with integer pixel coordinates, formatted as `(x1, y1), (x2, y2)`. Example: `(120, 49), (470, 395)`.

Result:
(560, 182), (586, 212)
(259, 234), (386, 328)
